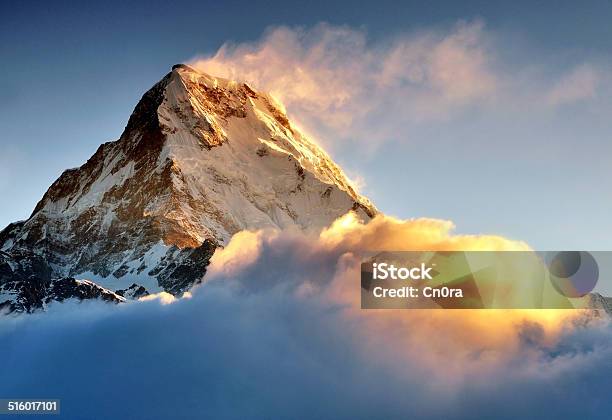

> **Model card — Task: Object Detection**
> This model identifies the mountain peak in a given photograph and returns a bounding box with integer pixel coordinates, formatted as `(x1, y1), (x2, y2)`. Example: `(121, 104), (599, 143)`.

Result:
(0, 66), (376, 312)
(171, 63), (195, 72)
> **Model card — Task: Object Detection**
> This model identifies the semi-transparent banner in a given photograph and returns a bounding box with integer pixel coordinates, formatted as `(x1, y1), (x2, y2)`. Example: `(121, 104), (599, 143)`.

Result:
(360, 251), (610, 309)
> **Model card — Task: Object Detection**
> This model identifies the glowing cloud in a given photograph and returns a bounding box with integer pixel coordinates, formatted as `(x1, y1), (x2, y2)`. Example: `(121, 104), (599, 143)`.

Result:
(204, 211), (599, 385)
(190, 22), (608, 155)
(190, 22), (498, 147)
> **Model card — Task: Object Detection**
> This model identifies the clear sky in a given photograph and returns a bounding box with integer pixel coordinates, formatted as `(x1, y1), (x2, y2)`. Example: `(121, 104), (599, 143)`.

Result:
(1, 0), (611, 249)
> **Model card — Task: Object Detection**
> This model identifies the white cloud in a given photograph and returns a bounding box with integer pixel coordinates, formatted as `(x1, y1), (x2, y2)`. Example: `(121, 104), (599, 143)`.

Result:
(546, 64), (601, 106)
(138, 291), (178, 305)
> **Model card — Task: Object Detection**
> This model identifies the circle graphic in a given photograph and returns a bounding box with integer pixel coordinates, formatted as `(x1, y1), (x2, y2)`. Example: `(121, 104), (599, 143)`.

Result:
(547, 251), (599, 298)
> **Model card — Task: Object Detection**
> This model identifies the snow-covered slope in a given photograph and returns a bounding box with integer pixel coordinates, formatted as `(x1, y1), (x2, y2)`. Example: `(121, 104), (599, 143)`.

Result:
(0, 64), (376, 312)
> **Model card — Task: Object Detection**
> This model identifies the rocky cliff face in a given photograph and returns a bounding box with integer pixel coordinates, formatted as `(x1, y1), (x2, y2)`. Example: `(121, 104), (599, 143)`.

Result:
(0, 64), (376, 313)
(0, 249), (124, 313)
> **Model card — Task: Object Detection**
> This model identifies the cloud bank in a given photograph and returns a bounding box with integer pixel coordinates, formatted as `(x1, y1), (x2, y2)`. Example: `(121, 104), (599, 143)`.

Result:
(2, 213), (610, 419)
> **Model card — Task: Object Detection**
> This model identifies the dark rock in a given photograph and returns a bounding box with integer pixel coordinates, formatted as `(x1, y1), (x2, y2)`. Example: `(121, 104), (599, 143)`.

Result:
(116, 283), (149, 299)
(46, 278), (124, 304)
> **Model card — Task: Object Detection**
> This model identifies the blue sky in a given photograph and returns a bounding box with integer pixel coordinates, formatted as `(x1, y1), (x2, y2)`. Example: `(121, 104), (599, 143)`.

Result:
(1, 0), (611, 249)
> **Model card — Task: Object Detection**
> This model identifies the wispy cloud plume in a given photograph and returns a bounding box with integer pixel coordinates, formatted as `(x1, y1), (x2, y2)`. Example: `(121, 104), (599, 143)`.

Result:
(191, 21), (499, 147)
(190, 22), (607, 151)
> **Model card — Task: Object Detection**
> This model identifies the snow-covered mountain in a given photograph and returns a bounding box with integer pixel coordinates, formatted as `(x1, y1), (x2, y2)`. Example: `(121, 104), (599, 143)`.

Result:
(0, 64), (376, 313)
